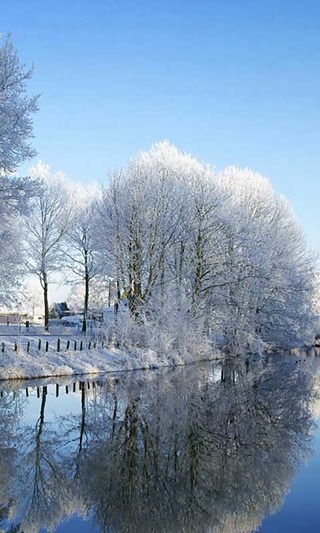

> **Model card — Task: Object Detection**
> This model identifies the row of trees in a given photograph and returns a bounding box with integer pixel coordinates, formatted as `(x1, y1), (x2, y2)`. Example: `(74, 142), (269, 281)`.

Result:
(97, 143), (318, 350)
(0, 34), (318, 351)
(21, 142), (318, 351)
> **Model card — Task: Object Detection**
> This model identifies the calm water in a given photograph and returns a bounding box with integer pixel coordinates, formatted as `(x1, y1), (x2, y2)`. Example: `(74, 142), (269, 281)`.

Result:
(0, 356), (319, 533)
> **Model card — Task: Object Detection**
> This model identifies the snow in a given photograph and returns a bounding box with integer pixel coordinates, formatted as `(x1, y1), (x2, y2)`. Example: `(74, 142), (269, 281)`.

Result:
(0, 332), (220, 380)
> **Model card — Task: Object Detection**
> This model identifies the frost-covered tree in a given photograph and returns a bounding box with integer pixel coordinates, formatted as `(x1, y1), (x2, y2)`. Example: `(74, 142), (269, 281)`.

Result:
(0, 34), (39, 173)
(24, 162), (74, 330)
(0, 33), (40, 224)
(0, 35), (39, 304)
(0, 211), (24, 306)
(216, 167), (317, 349)
(95, 141), (317, 352)
(97, 143), (206, 314)
(63, 185), (101, 332)
(0, 172), (41, 306)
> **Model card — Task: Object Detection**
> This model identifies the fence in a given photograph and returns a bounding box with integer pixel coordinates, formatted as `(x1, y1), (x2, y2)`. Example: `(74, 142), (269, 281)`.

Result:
(1, 337), (105, 354)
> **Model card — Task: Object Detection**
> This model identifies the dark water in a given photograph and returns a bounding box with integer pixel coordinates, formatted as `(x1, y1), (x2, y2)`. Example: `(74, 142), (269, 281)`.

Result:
(0, 356), (319, 533)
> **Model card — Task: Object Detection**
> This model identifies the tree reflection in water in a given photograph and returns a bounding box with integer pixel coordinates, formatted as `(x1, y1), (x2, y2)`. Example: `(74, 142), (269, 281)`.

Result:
(0, 357), (316, 533)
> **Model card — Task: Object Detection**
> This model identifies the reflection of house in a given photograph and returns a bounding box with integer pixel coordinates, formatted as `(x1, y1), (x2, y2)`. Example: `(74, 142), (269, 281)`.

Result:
(53, 302), (71, 319)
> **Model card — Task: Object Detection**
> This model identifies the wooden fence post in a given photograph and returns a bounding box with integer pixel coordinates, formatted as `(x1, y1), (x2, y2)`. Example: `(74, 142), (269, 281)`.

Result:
(27, 341), (30, 352)
(45, 341), (49, 352)
(66, 340), (70, 350)
(88, 341), (91, 350)
(14, 342), (18, 352)
(80, 341), (83, 351)
(57, 338), (61, 352)
(1, 342), (4, 353)
(74, 340), (77, 351)
(38, 339), (41, 351)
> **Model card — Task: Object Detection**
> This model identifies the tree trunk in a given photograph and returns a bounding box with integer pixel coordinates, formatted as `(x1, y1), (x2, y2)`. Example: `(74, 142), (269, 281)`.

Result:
(192, 228), (203, 314)
(43, 272), (49, 331)
(82, 252), (89, 333)
(117, 278), (121, 301)
(108, 280), (112, 307)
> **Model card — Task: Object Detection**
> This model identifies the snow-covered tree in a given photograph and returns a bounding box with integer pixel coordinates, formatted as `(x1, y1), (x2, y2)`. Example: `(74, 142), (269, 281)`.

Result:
(0, 214), (24, 306)
(0, 34), (38, 173)
(216, 167), (318, 349)
(0, 171), (41, 306)
(0, 35), (40, 304)
(97, 142), (204, 314)
(24, 162), (74, 330)
(63, 184), (101, 331)
(95, 141), (317, 352)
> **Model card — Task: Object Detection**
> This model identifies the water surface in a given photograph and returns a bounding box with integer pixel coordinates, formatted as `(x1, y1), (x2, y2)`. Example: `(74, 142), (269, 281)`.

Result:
(0, 356), (319, 532)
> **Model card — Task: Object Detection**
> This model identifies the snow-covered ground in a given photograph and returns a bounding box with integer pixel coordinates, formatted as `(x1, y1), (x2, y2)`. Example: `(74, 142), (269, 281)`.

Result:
(0, 329), (220, 380)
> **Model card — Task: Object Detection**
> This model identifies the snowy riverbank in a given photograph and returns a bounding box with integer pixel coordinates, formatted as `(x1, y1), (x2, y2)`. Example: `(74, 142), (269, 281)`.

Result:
(0, 344), (221, 380)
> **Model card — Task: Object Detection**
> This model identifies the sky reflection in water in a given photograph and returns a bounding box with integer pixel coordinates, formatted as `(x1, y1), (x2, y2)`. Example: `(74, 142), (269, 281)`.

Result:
(0, 356), (319, 533)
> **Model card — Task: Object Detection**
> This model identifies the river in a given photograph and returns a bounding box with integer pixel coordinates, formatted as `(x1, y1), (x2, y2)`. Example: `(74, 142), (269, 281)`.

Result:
(0, 355), (319, 532)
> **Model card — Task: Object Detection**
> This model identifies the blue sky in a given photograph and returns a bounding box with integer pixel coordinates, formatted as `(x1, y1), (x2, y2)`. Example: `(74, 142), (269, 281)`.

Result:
(2, 0), (320, 251)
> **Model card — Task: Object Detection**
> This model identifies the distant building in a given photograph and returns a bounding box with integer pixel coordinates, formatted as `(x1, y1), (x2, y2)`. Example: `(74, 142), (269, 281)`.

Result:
(0, 312), (28, 325)
(53, 302), (71, 319)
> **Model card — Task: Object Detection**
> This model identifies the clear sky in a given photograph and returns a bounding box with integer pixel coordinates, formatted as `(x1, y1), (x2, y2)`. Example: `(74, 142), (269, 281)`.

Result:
(2, 0), (320, 253)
